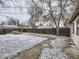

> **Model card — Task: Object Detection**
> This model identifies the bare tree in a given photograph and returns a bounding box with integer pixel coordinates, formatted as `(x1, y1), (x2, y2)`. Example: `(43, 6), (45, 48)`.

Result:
(7, 18), (20, 26)
(27, 0), (76, 35)
(27, 0), (43, 28)
(39, 0), (76, 35)
(47, 0), (65, 35)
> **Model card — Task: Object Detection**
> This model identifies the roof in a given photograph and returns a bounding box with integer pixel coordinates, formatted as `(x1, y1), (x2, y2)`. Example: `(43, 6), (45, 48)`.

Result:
(0, 25), (19, 29)
(68, 6), (79, 24)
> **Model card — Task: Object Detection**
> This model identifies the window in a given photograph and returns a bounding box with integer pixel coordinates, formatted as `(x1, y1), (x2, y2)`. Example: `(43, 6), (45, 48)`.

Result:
(77, 19), (79, 35)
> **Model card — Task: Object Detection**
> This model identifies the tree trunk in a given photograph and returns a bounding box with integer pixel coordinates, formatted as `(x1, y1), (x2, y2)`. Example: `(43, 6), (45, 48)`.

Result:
(56, 27), (59, 36)
(21, 27), (24, 33)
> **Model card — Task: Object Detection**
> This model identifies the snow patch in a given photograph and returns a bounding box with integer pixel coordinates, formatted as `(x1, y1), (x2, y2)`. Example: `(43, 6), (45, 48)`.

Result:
(39, 37), (70, 59)
(0, 34), (47, 59)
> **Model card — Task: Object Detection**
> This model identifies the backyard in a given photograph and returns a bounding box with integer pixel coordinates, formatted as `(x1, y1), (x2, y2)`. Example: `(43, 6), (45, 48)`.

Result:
(0, 33), (79, 59)
(0, 0), (79, 59)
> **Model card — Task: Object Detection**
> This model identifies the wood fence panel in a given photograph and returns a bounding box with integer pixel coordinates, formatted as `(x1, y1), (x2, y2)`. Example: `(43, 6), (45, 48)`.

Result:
(1, 28), (70, 37)
(17, 28), (70, 37)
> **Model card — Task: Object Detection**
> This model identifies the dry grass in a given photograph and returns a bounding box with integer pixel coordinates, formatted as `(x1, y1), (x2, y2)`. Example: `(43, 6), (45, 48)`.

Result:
(64, 38), (79, 59)
(12, 39), (53, 59)
(14, 45), (42, 59)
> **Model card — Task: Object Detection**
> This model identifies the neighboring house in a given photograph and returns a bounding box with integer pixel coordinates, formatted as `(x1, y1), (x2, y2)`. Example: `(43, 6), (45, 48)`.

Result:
(0, 25), (32, 29)
(0, 25), (19, 29)
(67, 7), (79, 48)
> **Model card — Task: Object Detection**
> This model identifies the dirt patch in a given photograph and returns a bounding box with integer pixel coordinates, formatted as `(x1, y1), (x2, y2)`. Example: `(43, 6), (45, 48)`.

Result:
(14, 45), (42, 59)
(64, 38), (79, 59)
(12, 39), (53, 59)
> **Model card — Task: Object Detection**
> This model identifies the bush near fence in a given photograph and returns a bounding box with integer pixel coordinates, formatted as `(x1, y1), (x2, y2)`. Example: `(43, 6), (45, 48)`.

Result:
(0, 29), (12, 34)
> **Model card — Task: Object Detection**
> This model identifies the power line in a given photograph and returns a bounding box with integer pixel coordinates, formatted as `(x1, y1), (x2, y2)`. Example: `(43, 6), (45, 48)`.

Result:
(0, 6), (57, 14)
(0, 9), (49, 14)
(0, 6), (56, 8)
(0, 13), (27, 14)
(0, 7), (49, 14)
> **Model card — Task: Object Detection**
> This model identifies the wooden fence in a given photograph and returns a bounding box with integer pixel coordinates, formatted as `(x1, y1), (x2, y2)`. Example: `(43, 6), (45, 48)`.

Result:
(0, 28), (70, 37)
(17, 28), (70, 37)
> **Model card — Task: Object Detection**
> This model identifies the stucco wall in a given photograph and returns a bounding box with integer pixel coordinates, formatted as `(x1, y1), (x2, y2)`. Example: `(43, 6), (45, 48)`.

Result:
(70, 24), (73, 37)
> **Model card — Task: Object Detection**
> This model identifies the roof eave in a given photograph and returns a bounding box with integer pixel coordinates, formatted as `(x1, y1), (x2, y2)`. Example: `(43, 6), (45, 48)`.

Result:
(68, 9), (79, 24)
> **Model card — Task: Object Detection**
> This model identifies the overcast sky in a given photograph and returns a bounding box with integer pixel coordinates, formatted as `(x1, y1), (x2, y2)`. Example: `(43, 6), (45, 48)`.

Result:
(0, 0), (31, 22)
(0, 0), (58, 22)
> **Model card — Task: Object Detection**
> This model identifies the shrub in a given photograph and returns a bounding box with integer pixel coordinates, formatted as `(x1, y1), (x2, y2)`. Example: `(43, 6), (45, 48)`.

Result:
(0, 29), (12, 34)
(9, 30), (21, 34)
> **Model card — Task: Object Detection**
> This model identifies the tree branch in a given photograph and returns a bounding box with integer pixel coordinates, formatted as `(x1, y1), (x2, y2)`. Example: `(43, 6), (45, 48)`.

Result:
(48, 0), (58, 28)
(58, 0), (68, 27)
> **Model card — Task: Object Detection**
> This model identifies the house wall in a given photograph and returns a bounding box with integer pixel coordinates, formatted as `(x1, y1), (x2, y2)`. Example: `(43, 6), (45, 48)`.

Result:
(70, 15), (79, 49)
(71, 15), (79, 37)
(70, 24), (73, 37)
(74, 20), (77, 34)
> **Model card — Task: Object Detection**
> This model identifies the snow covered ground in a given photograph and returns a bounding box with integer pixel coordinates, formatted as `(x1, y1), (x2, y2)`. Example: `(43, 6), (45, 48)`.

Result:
(0, 34), (47, 59)
(72, 35), (79, 49)
(39, 37), (70, 59)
